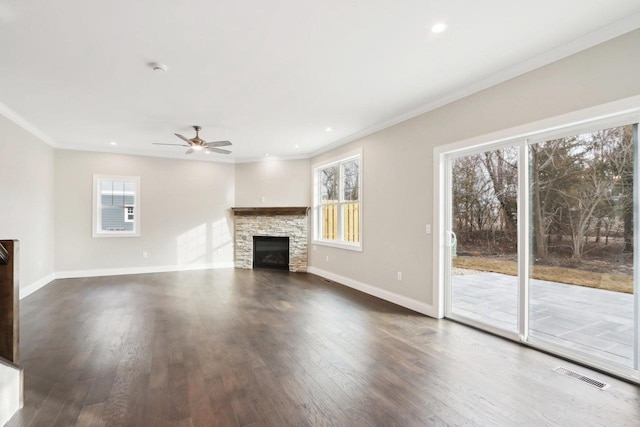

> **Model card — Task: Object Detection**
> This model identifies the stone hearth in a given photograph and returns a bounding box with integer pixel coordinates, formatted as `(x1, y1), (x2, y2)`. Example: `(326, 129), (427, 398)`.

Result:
(231, 207), (309, 272)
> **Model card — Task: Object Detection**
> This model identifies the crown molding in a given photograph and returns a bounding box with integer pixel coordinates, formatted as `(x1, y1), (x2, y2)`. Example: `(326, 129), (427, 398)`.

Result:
(3, 13), (640, 163)
(0, 102), (58, 148)
(309, 13), (640, 159)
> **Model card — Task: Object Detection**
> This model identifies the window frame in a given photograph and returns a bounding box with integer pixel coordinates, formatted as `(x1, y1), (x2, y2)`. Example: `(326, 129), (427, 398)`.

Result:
(312, 149), (363, 251)
(92, 174), (141, 238)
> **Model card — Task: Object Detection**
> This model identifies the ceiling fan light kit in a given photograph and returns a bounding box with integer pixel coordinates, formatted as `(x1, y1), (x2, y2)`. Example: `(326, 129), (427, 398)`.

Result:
(152, 125), (232, 155)
(150, 62), (168, 72)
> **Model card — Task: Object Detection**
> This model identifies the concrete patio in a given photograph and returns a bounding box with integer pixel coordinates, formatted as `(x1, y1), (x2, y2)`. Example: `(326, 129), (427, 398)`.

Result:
(451, 271), (634, 368)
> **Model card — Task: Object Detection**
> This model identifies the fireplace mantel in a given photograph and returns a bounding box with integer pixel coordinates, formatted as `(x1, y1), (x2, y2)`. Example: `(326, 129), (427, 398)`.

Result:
(231, 207), (309, 216)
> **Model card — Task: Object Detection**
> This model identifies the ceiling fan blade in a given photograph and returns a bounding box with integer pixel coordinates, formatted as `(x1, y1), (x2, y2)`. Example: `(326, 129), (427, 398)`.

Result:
(185, 148), (195, 154)
(205, 147), (231, 155)
(205, 140), (232, 147)
(153, 143), (190, 147)
(175, 133), (193, 144)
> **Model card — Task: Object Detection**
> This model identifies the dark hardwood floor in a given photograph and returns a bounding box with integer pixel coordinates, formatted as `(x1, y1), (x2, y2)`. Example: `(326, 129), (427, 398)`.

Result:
(6, 269), (640, 426)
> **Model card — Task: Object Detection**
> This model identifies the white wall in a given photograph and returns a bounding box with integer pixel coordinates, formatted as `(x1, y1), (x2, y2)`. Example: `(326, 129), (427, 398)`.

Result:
(3, 29), (640, 305)
(0, 359), (21, 427)
(235, 159), (311, 207)
(309, 29), (640, 312)
(54, 151), (235, 274)
(0, 115), (55, 292)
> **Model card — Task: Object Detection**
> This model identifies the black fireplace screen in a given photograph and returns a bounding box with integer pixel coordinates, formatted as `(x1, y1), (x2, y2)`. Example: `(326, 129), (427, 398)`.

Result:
(253, 236), (289, 270)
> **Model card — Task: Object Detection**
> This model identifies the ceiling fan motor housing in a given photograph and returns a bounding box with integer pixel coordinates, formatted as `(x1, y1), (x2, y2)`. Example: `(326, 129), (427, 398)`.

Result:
(152, 126), (231, 154)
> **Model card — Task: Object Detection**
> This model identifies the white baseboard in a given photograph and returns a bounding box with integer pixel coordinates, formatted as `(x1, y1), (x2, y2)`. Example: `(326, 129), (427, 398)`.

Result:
(20, 273), (56, 299)
(307, 267), (437, 317)
(55, 262), (235, 279)
(19, 263), (235, 298)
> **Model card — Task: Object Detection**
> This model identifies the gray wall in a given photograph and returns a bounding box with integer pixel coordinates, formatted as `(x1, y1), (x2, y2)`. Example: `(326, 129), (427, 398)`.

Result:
(309, 29), (640, 306)
(54, 150), (235, 273)
(235, 159), (311, 207)
(0, 115), (55, 290)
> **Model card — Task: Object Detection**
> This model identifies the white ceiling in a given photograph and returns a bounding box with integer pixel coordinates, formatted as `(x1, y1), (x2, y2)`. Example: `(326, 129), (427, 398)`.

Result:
(1, 0), (640, 162)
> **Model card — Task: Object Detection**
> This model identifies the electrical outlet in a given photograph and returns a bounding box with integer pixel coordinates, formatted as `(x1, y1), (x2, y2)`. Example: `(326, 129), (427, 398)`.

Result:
(313, 245), (317, 251)
(425, 224), (432, 234)
(326, 255), (329, 262)
(261, 196), (266, 203)
(397, 272), (402, 281)
(217, 248), (223, 255)
(142, 251), (148, 259)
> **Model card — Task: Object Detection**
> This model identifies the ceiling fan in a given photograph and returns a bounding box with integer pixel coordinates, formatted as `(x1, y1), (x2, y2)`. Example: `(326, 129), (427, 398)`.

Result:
(153, 126), (232, 154)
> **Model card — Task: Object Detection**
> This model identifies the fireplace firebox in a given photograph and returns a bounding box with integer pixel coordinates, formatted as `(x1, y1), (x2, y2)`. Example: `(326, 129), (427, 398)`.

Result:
(253, 236), (289, 270)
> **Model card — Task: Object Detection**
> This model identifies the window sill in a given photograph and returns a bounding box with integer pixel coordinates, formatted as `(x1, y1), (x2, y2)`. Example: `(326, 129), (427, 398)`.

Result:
(92, 232), (140, 238)
(312, 239), (362, 252)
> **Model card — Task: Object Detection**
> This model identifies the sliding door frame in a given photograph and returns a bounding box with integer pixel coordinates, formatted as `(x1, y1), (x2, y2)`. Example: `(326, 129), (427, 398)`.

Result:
(433, 96), (640, 383)
(441, 140), (523, 342)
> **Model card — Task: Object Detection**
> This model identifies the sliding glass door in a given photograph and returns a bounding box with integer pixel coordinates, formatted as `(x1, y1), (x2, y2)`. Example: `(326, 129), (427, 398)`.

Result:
(443, 116), (640, 380)
(528, 123), (637, 371)
(447, 146), (519, 335)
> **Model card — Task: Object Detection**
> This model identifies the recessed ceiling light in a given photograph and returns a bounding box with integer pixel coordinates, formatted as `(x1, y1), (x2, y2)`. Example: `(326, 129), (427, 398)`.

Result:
(204, 150), (210, 155)
(110, 141), (117, 146)
(431, 23), (447, 33)
(264, 153), (269, 157)
(325, 127), (332, 132)
(294, 144), (299, 149)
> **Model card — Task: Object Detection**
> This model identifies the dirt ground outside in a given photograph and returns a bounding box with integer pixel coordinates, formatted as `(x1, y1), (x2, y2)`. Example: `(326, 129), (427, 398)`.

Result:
(452, 256), (633, 294)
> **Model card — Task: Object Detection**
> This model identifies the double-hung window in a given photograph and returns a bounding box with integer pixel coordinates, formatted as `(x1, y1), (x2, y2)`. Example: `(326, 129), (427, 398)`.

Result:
(93, 175), (140, 237)
(313, 150), (362, 250)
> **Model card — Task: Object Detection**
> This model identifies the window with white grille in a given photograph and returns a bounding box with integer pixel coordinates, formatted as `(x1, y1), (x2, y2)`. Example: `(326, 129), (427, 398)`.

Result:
(313, 150), (362, 250)
(93, 175), (140, 237)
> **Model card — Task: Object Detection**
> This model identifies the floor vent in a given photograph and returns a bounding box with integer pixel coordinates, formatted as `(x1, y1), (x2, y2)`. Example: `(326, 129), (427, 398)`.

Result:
(553, 367), (610, 390)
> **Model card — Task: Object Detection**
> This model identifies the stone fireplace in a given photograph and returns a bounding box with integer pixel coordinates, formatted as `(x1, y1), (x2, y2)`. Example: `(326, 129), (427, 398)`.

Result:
(231, 207), (309, 272)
